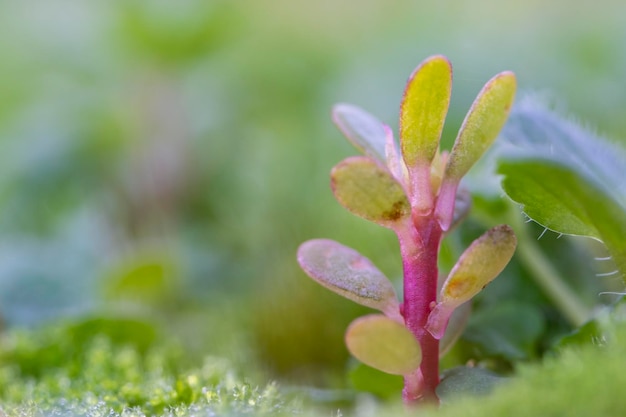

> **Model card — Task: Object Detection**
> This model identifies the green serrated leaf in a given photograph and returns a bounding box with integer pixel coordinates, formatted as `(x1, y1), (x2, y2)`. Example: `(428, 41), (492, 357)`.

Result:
(554, 301), (626, 351)
(332, 103), (388, 162)
(400, 55), (452, 168)
(345, 315), (421, 375)
(498, 100), (626, 281)
(444, 71), (516, 182)
(500, 99), (626, 209)
(297, 239), (400, 317)
(554, 318), (603, 350)
(498, 159), (626, 281)
(499, 160), (598, 237)
(436, 366), (505, 402)
(331, 156), (410, 228)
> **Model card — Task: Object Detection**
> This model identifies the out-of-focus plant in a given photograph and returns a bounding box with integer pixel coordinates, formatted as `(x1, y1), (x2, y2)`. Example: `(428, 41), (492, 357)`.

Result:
(498, 98), (626, 281)
(297, 55), (517, 404)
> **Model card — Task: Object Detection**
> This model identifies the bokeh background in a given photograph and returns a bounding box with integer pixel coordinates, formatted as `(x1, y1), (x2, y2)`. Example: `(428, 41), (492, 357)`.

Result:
(1, 0), (625, 395)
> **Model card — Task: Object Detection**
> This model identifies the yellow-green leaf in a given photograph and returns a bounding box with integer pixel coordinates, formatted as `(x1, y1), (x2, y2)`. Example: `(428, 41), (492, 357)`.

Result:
(443, 71), (516, 182)
(436, 72), (516, 230)
(442, 224), (517, 304)
(427, 225), (517, 339)
(345, 315), (421, 375)
(400, 55), (452, 168)
(297, 239), (401, 317)
(331, 156), (410, 228)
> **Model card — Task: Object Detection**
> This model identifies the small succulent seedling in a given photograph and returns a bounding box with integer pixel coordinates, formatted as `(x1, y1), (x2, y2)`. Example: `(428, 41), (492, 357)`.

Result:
(297, 55), (518, 404)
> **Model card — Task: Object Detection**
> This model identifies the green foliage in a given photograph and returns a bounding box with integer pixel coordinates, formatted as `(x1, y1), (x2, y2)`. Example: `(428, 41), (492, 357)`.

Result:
(462, 302), (546, 360)
(103, 254), (181, 307)
(498, 100), (626, 280)
(348, 362), (403, 400)
(436, 366), (505, 401)
(118, 1), (241, 66)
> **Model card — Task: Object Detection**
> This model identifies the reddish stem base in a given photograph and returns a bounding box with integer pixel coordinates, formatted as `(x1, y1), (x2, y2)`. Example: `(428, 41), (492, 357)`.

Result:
(398, 216), (442, 404)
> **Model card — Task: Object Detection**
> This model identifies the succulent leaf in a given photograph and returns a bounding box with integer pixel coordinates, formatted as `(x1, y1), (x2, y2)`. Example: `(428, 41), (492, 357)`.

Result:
(442, 224), (516, 304)
(331, 156), (410, 228)
(427, 225), (517, 339)
(436, 72), (516, 230)
(332, 103), (388, 163)
(400, 55), (452, 214)
(444, 71), (516, 182)
(400, 55), (452, 168)
(345, 314), (422, 375)
(297, 239), (401, 318)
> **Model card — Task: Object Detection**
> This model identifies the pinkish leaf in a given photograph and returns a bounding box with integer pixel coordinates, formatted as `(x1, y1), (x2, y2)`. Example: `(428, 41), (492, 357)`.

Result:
(332, 103), (388, 163)
(297, 239), (401, 319)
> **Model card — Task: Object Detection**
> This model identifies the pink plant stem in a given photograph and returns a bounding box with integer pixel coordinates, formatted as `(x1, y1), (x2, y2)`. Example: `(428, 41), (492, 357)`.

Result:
(398, 216), (442, 403)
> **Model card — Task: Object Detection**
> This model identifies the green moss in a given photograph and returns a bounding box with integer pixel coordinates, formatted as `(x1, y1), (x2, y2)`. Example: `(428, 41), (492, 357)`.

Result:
(0, 319), (297, 417)
(423, 321), (626, 417)
(4, 317), (626, 416)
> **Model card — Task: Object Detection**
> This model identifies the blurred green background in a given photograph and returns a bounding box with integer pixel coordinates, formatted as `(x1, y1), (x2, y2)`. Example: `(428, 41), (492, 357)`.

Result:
(0, 0), (625, 393)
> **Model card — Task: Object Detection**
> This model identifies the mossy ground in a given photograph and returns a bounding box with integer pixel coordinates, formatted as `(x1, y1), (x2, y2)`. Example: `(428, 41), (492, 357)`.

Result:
(421, 326), (626, 417)
(1, 316), (626, 416)
(0, 319), (298, 417)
